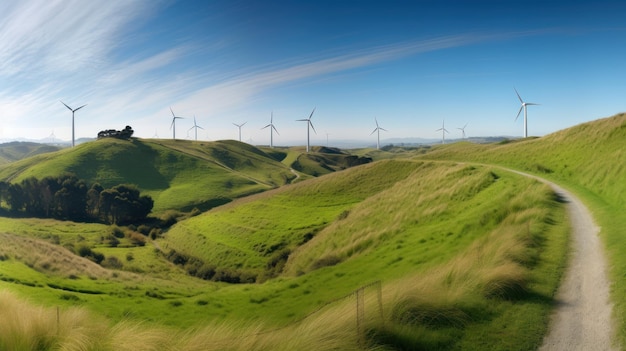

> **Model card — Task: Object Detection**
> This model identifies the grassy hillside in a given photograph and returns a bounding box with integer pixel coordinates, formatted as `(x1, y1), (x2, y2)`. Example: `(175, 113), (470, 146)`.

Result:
(0, 138), (297, 213)
(0, 158), (567, 350)
(419, 112), (626, 345)
(0, 142), (61, 165)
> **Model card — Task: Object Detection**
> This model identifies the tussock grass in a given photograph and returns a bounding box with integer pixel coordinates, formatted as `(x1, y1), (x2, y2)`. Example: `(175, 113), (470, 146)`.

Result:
(0, 158), (568, 349)
(420, 112), (626, 346)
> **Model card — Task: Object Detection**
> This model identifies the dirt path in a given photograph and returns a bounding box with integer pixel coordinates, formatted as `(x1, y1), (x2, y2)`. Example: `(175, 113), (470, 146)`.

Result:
(507, 169), (616, 350)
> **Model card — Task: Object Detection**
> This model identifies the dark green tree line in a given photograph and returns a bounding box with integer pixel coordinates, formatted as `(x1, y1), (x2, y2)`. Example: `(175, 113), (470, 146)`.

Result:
(0, 175), (153, 224)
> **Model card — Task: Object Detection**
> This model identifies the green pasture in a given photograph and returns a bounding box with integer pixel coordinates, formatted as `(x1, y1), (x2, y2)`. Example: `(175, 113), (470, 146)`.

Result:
(419, 112), (626, 346)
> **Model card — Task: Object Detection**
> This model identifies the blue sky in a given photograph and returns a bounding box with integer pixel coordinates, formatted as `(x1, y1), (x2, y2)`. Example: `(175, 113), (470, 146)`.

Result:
(1, 0), (625, 146)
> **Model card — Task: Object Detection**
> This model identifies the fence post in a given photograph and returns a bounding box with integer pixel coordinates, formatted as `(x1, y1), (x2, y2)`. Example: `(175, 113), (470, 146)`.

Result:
(356, 287), (365, 347)
(376, 281), (384, 326)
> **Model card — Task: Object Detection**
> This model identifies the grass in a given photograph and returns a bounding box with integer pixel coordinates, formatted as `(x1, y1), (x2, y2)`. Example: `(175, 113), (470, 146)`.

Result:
(0, 138), (296, 213)
(418, 112), (626, 347)
(0, 164), (567, 349)
(11, 118), (621, 348)
(0, 156), (569, 349)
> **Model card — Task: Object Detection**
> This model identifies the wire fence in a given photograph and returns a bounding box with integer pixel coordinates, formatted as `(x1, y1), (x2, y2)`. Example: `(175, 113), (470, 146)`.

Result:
(211, 280), (385, 347)
(53, 280), (384, 348)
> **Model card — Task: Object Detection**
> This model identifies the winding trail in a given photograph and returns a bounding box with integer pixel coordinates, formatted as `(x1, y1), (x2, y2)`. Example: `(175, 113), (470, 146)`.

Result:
(505, 169), (617, 351)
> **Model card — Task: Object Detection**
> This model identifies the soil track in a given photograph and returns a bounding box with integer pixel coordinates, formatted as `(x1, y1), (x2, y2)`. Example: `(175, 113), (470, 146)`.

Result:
(507, 169), (617, 351)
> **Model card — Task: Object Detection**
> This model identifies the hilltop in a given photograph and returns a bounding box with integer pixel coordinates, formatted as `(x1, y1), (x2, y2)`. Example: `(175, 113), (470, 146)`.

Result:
(0, 138), (371, 213)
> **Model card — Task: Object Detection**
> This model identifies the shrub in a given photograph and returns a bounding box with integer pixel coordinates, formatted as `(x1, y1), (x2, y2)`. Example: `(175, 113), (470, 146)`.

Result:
(101, 256), (123, 269)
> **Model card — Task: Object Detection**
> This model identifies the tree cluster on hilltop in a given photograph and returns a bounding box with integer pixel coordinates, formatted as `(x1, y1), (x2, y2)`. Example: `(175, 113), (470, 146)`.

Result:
(97, 125), (134, 139)
(0, 174), (153, 224)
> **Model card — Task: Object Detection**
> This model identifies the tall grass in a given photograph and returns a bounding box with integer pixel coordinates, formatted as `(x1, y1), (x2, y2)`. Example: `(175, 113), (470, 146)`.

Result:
(420, 112), (626, 346)
(0, 177), (566, 350)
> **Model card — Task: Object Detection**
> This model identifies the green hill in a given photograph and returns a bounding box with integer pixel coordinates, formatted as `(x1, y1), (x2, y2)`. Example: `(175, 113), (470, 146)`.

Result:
(419, 112), (626, 345)
(7, 111), (626, 349)
(0, 138), (297, 213)
(0, 139), (374, 213)
(0, 141), (61, 165)
(0, 158), (566, 350)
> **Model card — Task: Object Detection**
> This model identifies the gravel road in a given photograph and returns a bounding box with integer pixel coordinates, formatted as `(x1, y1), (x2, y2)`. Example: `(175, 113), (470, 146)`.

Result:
(509, 170), (617, 350)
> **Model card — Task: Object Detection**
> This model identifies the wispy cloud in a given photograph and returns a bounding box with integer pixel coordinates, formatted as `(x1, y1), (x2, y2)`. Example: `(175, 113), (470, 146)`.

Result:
(175, 32), (524, 116)
(0, 0), (545, 141)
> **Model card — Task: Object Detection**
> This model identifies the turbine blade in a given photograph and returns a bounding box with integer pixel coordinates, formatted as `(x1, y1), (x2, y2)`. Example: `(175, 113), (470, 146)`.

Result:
(310, 121), (317, 134)
(526, 103), (540, 106)
(380, 127), (388, 132)
(515, 105), (523, 121)
(74, 104), (87, 112)
(514, 88), (524, 103)
(370, 128), (378, 135)
(272, 125), (279, 135)
(296, 119), (308, 122)
(60, 101), (73, 111)
(309, 107), (316, 120)
(197, 125), (204, 130)
(242, 121), (247, 127)
(375, 118), (379, 128)
(262, 124), (270, 129)
(170, 107), (175, 117)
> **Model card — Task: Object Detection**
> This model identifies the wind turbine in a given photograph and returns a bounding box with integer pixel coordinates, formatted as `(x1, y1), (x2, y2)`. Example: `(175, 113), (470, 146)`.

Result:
(60, 101), (86, 147)
(435, 120), (449, 144)
(514, 88), (540, 138)
(169, 107), (184, 140)
(261, 112), (279, 148)
(189, 116), (204, 141)
(296, 108), (316, 152)
(457, 123), (468, 139)
(370, 118), (387, 150)
(233, 122), (247, 142)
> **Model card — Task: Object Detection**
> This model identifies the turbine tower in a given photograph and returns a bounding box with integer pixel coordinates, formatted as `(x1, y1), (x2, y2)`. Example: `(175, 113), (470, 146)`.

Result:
(296, 108), (316, 152)
(233, 122), (247, 142)
(261, 112), (279, 148)
(370, 118), (387, 150)
(189, 116), (204, 141)
(514, 88), (540, 138)
(169, 107), (184, 140)
(60, 101), (86, 147)
(457, 123), (468, 139)
(435, 120), (449, 144)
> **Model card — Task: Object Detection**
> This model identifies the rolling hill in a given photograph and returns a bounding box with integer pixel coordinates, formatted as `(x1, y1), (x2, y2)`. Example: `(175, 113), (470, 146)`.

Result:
(2, 112), (625, 349)
(0, 139), (362, 213)
(0, 141), (61, 165)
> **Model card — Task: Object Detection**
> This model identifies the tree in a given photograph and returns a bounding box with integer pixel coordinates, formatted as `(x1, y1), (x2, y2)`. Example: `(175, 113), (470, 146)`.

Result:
(54, 175), (88, 220)
(7, 183), (24, 212)
(86, 183), (103, 217)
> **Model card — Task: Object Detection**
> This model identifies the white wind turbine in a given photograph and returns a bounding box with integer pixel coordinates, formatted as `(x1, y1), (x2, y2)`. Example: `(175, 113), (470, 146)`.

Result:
(60, 101), (86, 147)
(261, 112), (279, 148)
(169, 107), (185, 140)
(435, 120), (449, 144)
(370, 118), (387, 150)
(514, 88), (540, 138)
(296, 108), (316, 152)
(189, 116), (204, 141)
(457, 123), (468, 139)
(233, 122), (247, 142)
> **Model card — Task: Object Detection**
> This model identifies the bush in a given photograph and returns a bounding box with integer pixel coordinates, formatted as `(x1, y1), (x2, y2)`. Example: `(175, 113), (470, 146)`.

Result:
(101, 256), (123, 269)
